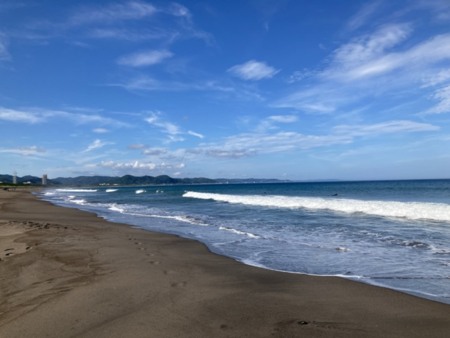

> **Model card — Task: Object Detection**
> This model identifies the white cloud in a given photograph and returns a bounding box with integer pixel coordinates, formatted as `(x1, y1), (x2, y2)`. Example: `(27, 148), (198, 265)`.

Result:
(142, 147), (168, 156)
(228, 60), (280, 81)
(167, 3), (191, 18)
(144, 111), (204, 141)
(346, 1), (383, 31)
(187, 130), (204, 139)
(117, 49), (173, 67)
(422, 69), (450, 88)
(255, 114), (299, 132)
(333, 120), (440, 136)
(427, 85), (450, 114)
(83, 139), (110, 152)
(333, 32), (450, 82)
(277, 22), (450, 115)
(268, 115), (298, 123)
(99, 160), (156, 171)
(324, 23), (412, 81)
(145, 112), (181, 135)
(89, 28), (170, 41)
(0, 34), (10, 61)
(93, 128), (109, 133)
(69, 1), (157, 26)
(200, 132), (351, 158)
(0, 107), (43, 123)
(97, 159), (185, 174)
(197, 119), (439, 159)
(0, 145), (46, 156)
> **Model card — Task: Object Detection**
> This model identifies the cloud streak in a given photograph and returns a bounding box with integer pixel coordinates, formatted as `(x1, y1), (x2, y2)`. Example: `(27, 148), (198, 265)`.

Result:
(117, 49), (173, 67)
(144, 111), (203, 142)
(0, 34), (10, 61)
(278, 21), (450, 116)
(228, 60), (280, 81)
(0, 145), (46, 157)
(83, 139), (111, 152)
(197, 119), (438, 159)
(0, 107), (43, 123)
(68, 1), (157, 26)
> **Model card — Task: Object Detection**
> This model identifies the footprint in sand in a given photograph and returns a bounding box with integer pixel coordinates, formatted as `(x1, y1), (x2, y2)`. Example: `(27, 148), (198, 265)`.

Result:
(171, 281), (187, 288)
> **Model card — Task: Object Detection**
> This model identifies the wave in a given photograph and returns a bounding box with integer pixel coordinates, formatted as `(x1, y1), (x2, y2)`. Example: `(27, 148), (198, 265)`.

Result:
(183, 191), (450, 222)
(106, 189), (118, 193)
(135, 189), (146, 194)
(56, 189), (98, 193)
(68, 198), (87, 205)
(219, 226), (260, 239)
(108, 203), (125, 213)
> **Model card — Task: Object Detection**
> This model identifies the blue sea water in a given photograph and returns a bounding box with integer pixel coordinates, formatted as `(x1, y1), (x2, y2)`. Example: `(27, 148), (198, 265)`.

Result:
(40, 180), (450, 304)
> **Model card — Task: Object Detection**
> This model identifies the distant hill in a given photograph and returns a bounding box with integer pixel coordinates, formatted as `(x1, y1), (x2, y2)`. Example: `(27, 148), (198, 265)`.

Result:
(51, 175), (217, 186)
(0, 174), (42, 185)
(0, 174), (289, 186)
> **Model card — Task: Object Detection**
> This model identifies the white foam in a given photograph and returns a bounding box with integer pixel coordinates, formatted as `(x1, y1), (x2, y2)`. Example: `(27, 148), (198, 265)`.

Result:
(56, 189), (98, 192)
(70, 198), (87, 205)
(219, 226), (260, 238)
(106, 189), (118, 192)
(108, 204), (125, 213)
(183, 191), (450, 222)
(135, 189), (146, 194)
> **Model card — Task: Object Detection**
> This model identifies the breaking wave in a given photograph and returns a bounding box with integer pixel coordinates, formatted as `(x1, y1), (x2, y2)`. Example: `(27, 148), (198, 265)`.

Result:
(183, 191), (450, 222)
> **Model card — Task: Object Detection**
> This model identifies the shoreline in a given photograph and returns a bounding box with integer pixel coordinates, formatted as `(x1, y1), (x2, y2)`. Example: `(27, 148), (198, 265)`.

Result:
(1, 190), (450, 337)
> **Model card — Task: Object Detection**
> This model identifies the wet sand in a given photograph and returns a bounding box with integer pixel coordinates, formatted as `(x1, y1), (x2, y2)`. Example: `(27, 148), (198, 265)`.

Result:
(1, 189), (449, 337)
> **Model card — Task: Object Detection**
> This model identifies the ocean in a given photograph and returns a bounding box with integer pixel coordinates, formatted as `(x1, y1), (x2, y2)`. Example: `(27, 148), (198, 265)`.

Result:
(40, 179), (450, 304)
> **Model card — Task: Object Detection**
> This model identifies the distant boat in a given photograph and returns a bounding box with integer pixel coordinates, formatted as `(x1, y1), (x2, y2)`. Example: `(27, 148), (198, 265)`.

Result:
(135, 189), (146, 194)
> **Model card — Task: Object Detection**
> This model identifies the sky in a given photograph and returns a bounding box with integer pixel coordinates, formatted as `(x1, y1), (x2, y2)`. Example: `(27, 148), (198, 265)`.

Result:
(1, 0), (450, 181)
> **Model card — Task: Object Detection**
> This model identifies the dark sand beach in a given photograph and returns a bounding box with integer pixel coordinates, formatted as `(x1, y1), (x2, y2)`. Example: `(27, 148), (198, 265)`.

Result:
(1, 189), (450, 337)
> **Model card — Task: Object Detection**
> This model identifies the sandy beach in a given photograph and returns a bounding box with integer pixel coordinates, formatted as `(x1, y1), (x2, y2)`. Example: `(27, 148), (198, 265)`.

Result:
(0, 189), (449, 337)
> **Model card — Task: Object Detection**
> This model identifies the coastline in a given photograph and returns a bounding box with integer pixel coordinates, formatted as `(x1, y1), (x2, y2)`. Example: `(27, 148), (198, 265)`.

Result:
(1, 190), (450, 337)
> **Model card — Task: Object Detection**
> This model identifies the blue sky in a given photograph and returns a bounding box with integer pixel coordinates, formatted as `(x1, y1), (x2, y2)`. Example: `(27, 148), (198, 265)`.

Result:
(1, 0), (450, 180)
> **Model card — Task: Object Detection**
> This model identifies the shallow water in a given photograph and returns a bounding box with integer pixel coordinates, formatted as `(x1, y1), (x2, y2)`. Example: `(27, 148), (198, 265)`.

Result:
(41, 180), (450, 304)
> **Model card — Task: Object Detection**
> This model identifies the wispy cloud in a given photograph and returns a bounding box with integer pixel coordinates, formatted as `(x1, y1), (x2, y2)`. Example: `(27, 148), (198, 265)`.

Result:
(0, 107), (43, 123)
(89, 28), (171, 41)
(0, 34), (10, 61)
(97, 159), (185, 174)
(68, 1), (157, 26)
(112, 76), (265, 101)
(277, 21), (450, 115)
(268, 115), (298, 123)
(144, 111), (203, 142)
(333, 120), (439, 136)
(228, 60), (280, 81)
(197, 119), (438, 159)
(117, 49), (173, 67)
(145, 111), (181, 137)
(0, 145), (46, 157)
(345, 1), (383, 31)
(323, 23), (412, 81)
(83, 139), (111, 152)
(187, 130), (204, 139)
(0, 106), (129, 127)
(427, 85), (450, 114)
(93, 128), (109, 134)
(256, 114), (299, 132)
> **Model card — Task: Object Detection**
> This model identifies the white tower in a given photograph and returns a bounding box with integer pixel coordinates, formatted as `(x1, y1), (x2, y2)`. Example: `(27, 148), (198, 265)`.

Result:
(13, 171), (17, 185)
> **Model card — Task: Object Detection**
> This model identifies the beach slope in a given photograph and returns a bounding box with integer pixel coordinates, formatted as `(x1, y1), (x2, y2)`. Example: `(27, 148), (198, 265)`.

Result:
(1, 190), (449, 337)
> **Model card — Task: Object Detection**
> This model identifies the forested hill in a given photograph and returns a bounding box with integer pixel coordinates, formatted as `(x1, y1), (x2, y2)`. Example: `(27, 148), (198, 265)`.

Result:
(52, 175), (217, 186)
(0, 174), (288, 186)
